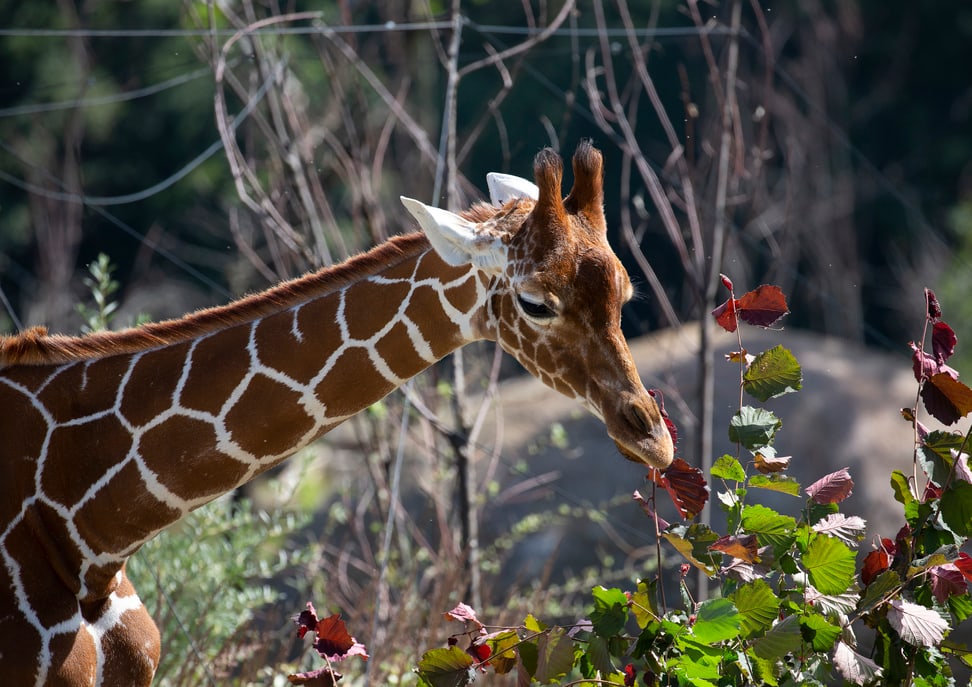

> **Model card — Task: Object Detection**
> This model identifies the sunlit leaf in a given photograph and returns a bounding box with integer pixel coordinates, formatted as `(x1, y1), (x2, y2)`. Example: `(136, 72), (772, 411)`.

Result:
(662, 523), (721, 575)
(800, 612), (841, 652)
(731, 579), (779, 638)
(709, 534), (760, 563)
(887, 599), (949, 647)
(743, 345), (802, 401)
(630, 579), (657, 630)
(804, 535), (856, 595)
(712, 296), (739, 333)
(754, 448), (790, 474)
(444, 603), (483, 629)
(735, 285), (790, 328)
(811, 513), (867, 545)
(416, 647), (475, 687)
(691, 598), (741, 644)
(484, 630), (519, 674)
(922, 372), (972, 426)
(711, 454), (746, 482)
(805, 467), (854, 505)
(740, 504), (796, 551)
(590, 586), (628, 638)
(749, 474), (801, 496)
(834, 640), (883, 685)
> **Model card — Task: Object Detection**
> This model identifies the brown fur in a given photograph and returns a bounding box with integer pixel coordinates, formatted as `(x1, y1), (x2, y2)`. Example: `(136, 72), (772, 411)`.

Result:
(564, 140), (604, 218)
(0, 233), (435, 368)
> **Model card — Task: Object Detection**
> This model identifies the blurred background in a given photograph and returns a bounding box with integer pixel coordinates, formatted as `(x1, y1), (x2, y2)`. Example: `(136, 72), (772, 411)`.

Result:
(1, 1), (970, 684)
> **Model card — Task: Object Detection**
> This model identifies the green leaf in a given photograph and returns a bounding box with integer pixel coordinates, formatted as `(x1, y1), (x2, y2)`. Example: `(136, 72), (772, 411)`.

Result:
(743, 345), (802, 401)
(590, 586), (629, 637)
(859, 570), (901, 614)
(535, 627), (575, 684)
(729, 406), (782, 450)
(920, 431), (965, 486)
(583, 635), (614, 677)
(630, 579), (658, 630)
(673, 635), (724, 678)
(524, 613), (547, 633)
(800, 612), (841, 651)
(890, 470), (915, 506)
(416, 646), (475, 687)
(804, 534), (856, 595)
(662, 523), (721, 575)
(691, 598), (741, 643)
(940, 480), (972, 536)
(712, 454), (747, 482)
(749, 474), (801, 496)
(740, 504), (797, 550)
(731, 579), (780, 638)
(752, 615), (802, 660)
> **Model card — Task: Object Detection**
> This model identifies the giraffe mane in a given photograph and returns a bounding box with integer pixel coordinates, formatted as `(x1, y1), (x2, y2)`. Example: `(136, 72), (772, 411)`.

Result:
(0, 232), (435, 368)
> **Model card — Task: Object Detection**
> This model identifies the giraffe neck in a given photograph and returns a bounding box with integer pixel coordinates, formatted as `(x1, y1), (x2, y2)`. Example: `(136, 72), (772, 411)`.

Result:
(0, 234), (491, 604)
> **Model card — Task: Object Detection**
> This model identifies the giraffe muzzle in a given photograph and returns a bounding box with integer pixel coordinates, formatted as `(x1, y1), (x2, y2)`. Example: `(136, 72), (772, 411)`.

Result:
(607, 394), (675, 469)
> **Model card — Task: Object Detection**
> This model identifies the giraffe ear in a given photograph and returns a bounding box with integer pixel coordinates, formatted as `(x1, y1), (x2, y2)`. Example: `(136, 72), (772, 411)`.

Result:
(400, 196), (507, 274)
(486, 172), (540, 206)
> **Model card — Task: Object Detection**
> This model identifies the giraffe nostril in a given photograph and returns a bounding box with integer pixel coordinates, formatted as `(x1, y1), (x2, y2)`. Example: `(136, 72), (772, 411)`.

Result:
(624, 400), (654, 436)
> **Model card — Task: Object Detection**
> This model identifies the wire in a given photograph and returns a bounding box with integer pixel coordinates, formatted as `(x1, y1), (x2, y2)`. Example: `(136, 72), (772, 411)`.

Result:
(0, 64), (215, 118)
(0, 20), (734, 40)
(0, 59), (280, 207)
(0, 20), (453, 39)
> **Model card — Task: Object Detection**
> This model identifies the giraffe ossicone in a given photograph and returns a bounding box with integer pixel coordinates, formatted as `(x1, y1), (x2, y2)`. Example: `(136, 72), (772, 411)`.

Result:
(0, 141), (674, 686)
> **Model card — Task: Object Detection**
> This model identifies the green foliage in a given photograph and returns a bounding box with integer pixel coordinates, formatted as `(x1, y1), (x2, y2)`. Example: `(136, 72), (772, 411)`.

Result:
(399, 284), (972, 686)
(76, 253), (119, 333)
(127, 497), (314, 687)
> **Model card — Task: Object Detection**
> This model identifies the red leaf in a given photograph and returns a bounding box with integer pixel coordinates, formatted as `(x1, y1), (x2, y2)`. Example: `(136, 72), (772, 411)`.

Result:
(926, 287), (942, 321)
(313, 614), (369, 663)
(955, 553), (972, 583)
(921, 372), (972, 425)
(296, 602), (320, 639)
(287, 667), (341, 686)
(805, 467), (854, 505)
(929, 564), (967, 603)
(466, 641), (491, 667)
(861, 542), (893, 586)
(711, 297), (739, 333)
(709, 534), (760, 563)
(648, 389), (678, 446)
(633, 490), (670, 530)
(720, 273), (734, 292)
(648, 458), (709, 519)
(735, 285), (789, 328)
(754, 451), (790, 474)
(444, 602), (484, 630)
(932, 321), (957, 364)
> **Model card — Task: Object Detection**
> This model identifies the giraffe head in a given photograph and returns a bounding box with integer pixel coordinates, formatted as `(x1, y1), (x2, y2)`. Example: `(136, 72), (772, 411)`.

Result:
(401, 142), (674, 469)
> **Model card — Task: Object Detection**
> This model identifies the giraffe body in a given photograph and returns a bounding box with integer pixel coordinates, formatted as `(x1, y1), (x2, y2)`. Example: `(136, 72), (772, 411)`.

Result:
(0, 143), (673, 685)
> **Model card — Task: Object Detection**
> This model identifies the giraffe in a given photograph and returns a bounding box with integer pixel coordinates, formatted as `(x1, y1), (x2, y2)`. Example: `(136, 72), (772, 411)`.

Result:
(0, 141), (674, 686)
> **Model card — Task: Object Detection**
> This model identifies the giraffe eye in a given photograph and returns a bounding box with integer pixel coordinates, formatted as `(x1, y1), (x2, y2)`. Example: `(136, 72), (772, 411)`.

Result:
(516, 293), (557, 320)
